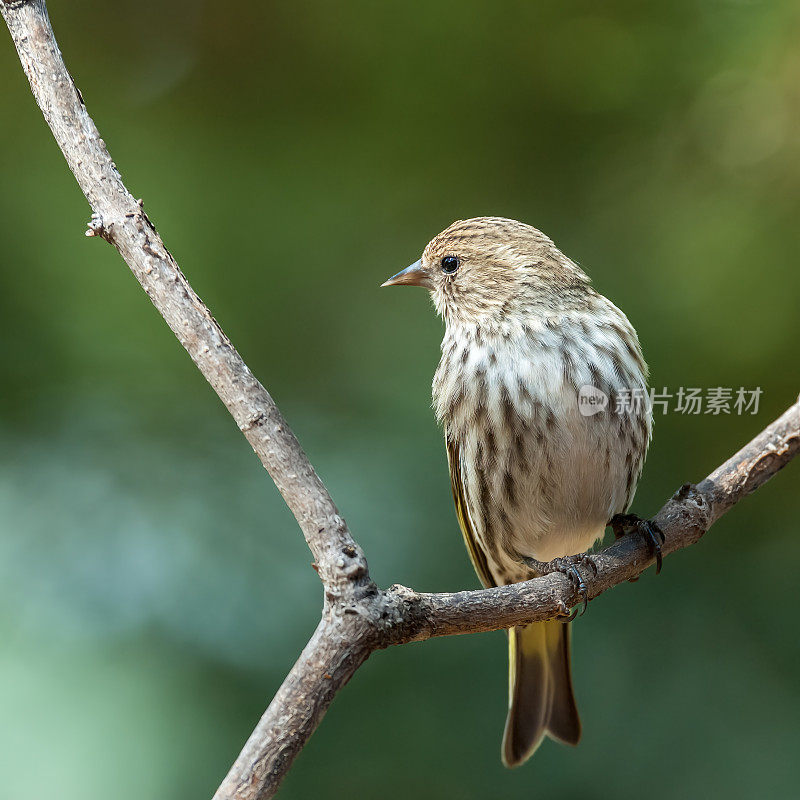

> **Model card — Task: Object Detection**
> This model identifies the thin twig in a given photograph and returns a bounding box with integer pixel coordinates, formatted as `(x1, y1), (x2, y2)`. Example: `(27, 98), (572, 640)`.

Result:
(2, 3), (798, 800)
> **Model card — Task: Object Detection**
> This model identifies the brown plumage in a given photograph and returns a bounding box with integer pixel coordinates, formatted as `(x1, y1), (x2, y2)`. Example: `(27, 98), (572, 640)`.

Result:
(383, 217), (652, 766)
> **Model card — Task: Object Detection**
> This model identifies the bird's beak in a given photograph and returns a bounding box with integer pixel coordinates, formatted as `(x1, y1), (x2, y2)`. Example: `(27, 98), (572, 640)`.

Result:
(381, 259), (433, 289)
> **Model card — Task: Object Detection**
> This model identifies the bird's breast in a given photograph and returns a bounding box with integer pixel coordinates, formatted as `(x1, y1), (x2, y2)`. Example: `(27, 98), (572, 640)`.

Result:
(434, 312), (651, 577)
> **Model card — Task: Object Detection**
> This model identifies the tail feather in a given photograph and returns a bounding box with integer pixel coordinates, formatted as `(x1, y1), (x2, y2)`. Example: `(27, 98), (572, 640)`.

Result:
(501, 621), (581, 767)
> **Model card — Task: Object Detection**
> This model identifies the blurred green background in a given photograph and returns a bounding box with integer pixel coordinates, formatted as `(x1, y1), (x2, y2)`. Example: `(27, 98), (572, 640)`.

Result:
(1, 1), (799, 797)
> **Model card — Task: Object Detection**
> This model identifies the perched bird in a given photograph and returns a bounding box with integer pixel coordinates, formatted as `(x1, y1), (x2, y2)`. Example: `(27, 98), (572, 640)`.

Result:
(383, 217), (657, 767)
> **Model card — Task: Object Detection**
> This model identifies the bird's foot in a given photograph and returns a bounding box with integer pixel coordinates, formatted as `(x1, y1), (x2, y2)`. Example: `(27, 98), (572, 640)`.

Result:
(522, 553), (598, 621)
(609, 513), (665, 575)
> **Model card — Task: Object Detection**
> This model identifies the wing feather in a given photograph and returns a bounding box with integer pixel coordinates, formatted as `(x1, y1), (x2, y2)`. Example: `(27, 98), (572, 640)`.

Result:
(445, 431), (496, 589)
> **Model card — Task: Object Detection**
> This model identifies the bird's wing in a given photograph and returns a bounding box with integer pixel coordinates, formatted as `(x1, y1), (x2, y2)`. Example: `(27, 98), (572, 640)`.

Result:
(445, 431), (496, 589)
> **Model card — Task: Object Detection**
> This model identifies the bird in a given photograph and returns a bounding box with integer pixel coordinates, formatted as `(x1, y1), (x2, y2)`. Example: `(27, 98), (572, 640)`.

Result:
(382, 217), (657, 767)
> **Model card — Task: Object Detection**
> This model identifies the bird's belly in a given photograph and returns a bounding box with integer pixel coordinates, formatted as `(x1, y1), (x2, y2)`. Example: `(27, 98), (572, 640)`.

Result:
(510, 414), (629, 560)
(460, 391), (635, 583)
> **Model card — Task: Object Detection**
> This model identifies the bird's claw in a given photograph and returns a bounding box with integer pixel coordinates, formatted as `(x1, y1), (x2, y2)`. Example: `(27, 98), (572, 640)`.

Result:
(609, 513), (665, 574)
(581, 554), (599, 578)
(556, 600), (580, 623)
(523, 553), (597, 618)
(641, 519), (665, 574)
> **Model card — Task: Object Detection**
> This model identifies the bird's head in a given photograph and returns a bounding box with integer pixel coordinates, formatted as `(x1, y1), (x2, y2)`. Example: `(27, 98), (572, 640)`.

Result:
(382, 217), (592, 327)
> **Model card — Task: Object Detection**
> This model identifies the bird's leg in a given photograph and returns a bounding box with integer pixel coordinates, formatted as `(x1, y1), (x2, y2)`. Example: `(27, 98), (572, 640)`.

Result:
(521, 553), (598, 619)
(609, 513), (665, 574)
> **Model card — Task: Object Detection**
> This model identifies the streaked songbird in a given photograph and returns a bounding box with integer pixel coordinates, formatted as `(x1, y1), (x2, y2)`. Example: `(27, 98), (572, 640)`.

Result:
(383, 217), (657, 767)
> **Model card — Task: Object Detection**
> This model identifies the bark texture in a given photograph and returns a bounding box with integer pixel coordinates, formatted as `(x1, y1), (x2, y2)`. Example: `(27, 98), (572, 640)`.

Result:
(2, 3), (798, 799)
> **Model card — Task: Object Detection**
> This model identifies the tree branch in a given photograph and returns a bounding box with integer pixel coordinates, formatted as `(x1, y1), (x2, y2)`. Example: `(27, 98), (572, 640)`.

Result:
(0, 0), (370, 598)
(213, 612), (375, 800)
(2, 3), (798, 799)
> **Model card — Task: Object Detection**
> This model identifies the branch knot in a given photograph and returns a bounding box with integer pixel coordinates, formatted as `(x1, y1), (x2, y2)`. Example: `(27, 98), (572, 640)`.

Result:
(85, 212), (110, 241)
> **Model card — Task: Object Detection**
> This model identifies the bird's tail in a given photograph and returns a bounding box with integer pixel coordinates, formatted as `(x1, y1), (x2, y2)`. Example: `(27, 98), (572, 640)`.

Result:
(501, 621), (582, 767)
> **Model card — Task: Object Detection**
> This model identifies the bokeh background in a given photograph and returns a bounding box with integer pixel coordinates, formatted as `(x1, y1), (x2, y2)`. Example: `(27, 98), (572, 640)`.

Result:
(1, 1), (799, 798)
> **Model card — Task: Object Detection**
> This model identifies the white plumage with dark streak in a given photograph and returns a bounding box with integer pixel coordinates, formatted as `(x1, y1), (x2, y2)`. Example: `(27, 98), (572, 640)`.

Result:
(383, 217), (652, 767)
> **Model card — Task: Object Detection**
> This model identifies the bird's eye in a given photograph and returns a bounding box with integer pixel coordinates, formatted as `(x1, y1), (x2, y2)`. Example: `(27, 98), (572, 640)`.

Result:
(441, 255), (460, 274)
